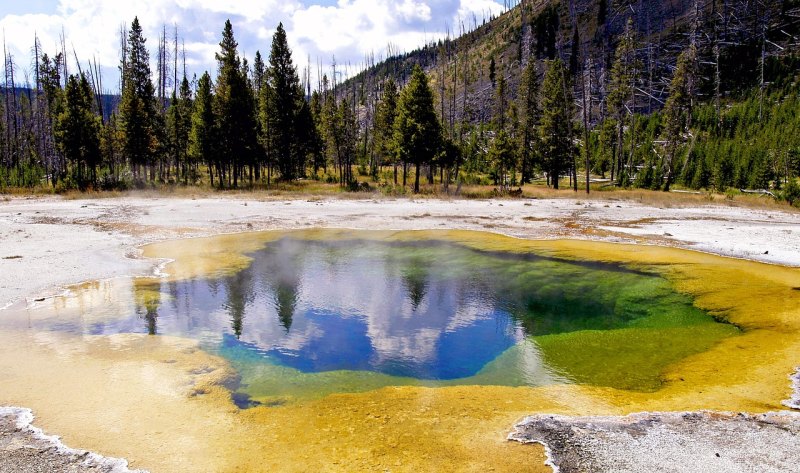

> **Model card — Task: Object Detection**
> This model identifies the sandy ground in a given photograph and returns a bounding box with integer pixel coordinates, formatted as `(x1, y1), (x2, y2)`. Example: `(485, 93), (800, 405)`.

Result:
(1, 193), (799, 472)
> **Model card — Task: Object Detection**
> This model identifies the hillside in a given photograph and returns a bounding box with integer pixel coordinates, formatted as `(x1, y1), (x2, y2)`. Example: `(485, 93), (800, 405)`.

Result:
(345, 0), (800, 128)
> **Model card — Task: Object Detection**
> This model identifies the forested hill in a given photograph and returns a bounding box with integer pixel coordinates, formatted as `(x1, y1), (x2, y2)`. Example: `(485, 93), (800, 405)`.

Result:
(334, 0), (800, 197)
(345, 0), (799, 127)
(2, 1), (800, 200)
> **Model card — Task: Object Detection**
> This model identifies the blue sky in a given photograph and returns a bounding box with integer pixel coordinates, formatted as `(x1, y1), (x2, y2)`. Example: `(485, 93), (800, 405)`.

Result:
(0, 0), (505, 91)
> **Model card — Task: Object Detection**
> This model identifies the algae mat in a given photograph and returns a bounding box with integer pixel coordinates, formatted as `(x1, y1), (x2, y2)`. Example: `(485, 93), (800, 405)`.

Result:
(0, 229), (798, 472)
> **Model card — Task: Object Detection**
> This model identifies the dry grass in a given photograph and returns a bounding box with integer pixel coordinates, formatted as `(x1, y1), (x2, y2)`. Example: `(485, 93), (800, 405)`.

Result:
(3, 178), (798, 212)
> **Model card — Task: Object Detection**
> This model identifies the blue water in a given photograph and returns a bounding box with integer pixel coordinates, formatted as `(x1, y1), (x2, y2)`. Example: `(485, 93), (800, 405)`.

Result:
(4, 235), (729, 399)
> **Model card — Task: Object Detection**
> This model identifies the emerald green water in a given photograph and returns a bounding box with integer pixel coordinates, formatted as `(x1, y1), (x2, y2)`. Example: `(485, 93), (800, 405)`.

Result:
(7, 236), (740, 405)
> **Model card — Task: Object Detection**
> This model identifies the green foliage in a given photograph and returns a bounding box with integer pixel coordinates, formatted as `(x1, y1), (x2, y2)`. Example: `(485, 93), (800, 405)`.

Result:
(119, 17), (158, 179)
(684, 91), (800, 192)
(782, 178), (800, 206)
(489, 57), (496, 88)
(335, 98), (358, 185)
(538, 59), (574, 190)
(517, 61), (540, 183)
(488, 130), (517, 190)
(189, 72), (216, 179)
(214, 20), (258, 187)
(393, 65), (442, 193)
(54, 74), (102, 189)
(494, 74), (508, 132)
(266, 22), (305, 181)
(166, 78), (193, 185)
(661, 45), (698, 191)
(373, 79), (398, 167)
(532, 4), (559, 60)
(606, 18), (640, 185)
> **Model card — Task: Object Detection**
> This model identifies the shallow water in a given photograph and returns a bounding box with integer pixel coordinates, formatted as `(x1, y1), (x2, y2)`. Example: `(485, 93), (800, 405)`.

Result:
(1, 234), (738, 404)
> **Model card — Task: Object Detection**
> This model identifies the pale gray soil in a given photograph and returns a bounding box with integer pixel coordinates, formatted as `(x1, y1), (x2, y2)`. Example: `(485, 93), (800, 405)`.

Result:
(509, 411), (800, 473)
(1, 195), (799, 307)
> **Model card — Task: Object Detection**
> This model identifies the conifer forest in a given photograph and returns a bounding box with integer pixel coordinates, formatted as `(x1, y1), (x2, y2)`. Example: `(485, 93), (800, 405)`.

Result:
(1, 0), (799, 205)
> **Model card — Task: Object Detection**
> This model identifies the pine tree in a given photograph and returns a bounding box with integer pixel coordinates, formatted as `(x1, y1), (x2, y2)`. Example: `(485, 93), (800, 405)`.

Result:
(267, 23), (304, 181)
(394, 65), (442, 193)
(373, 79), (399, 184)
(606, 18), (640, 185)
(569, 27), (580, 77)
(598, 0), (608, 27)
(177, 77), (193, 182)
(214, 20), (257, 187)
(294, 99), (317, 180)
(517, 61), (540, 184)
(166, 79), (192, 185)
(494, 74), (508, 132)
(119, 17), (157, 182)
(189, 72), (216, 186)
(55, 74), (101, 189)
(489, 57), (497, 88)
(252, 51), (265, 97)
(166, 91), (180, 182)
(320, 77), (342, 181)
(488, 130), (516, 191)
(336, 97), (358, 186)
(539, 59), (574, 190)
(662, 45), (697, 191)
(308, 90), (325, 176)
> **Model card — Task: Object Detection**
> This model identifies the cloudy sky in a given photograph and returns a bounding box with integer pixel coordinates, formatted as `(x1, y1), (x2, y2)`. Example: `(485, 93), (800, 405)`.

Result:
(0, 0), (505, 90)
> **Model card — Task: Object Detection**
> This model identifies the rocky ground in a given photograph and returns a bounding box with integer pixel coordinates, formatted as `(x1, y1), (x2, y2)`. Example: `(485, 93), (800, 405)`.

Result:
(0, 408), (138, 473)
(509, 410), (800, 473)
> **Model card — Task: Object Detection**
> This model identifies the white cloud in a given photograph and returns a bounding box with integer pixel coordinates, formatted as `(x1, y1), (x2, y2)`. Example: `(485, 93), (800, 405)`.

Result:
(0, 0), (505, 90)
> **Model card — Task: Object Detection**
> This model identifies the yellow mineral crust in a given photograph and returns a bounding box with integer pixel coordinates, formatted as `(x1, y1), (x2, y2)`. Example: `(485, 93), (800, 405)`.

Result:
(0, 229), (796, 472)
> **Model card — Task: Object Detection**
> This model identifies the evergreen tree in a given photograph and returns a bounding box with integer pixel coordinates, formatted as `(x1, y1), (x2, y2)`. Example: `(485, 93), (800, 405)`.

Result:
(189, 72), (216, 186)
(166, 91), (180, 181)
(294, 99), (317, 179)
(595, 118), (617, 178)
(489, 57), (497, 88)
(177, 77), (193, 182)
(606, 18), (640, 185)
(166, 79), (192, 185)
(336, 97), (358, 186)
(494, 74), (508, 132)
(252, 51), (265, 97)
(569, 27), (580, 77)
(598, 0), (608, 27)
(373, 79), (399, 183)
(517, 61), (540, 184)
(214, 20), (257, 187)
(308, 90), (325, 175)
(488, 130), (516, 190)
(662, 45), (698, 191)
(119, 17), (158, 182)
(539, 59), (574, 190)
(394, 65), (442, 193)
(55, 74), (101, 189)
(267, 23), (304, 181)
(320, 77), (342, 181)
